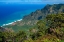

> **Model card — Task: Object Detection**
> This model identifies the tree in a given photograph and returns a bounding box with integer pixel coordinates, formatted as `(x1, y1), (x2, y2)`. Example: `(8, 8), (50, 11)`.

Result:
(15, 31), (27, 42)
(0, 31), (3, 42)
(46, 14), (64, 40)
(37, 20), (47, 36)
(46, 14), (64, 28)
(29, 20), (47, 40)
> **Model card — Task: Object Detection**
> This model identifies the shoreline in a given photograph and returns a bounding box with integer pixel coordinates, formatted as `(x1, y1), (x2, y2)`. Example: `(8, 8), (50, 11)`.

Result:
(1, 19), (22, 27)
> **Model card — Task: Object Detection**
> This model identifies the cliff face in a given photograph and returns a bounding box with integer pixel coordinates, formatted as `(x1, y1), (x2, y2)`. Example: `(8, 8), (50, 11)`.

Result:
(3, 4), (64, 31)
(21, 4), (64, 26)
(23, 4), (64, 21)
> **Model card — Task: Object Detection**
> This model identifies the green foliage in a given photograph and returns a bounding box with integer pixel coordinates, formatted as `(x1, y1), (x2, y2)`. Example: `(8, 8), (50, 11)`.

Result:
(15, 30), (27, 42)
(4, 24), (34, 32)
(24, 38), (34, 42)
(60, 40), (64, 42)
(0, 30), (27, 42)
(0, 31), (3, 42)
(29, 20), (47, 40)
(37, 20), (47, 36)
(35, 34), (61, 42)
(29, 14), (64, 42)
(46, 14), (64, 28)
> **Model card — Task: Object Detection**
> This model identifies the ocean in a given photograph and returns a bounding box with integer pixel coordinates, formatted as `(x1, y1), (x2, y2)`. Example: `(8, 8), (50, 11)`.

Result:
(0, 4), (46, 26)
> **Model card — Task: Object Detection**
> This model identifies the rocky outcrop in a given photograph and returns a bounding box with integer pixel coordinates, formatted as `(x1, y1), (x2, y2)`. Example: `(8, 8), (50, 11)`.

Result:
(23, 4), (64, 21)
(21, 4), (64, 26)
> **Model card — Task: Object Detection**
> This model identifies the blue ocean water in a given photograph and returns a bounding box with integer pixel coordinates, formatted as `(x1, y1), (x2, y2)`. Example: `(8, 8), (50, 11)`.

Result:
(0, 4), (46, 26)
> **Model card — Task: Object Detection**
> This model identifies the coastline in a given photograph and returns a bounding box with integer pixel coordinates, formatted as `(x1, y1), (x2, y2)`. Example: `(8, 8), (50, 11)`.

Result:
(0, 4), (45, 27)
(1, 19), (22, 27)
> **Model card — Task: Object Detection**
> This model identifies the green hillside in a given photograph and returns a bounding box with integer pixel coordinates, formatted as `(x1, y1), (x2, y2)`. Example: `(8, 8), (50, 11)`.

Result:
(0, 13), (64, 42)
(0, 4), (64, 42)
(3, 4), (64, 32)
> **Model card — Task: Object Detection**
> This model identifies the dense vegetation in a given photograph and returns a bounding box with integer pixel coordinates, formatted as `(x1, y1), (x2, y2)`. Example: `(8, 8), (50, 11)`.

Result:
(0, 13), (64, 42)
